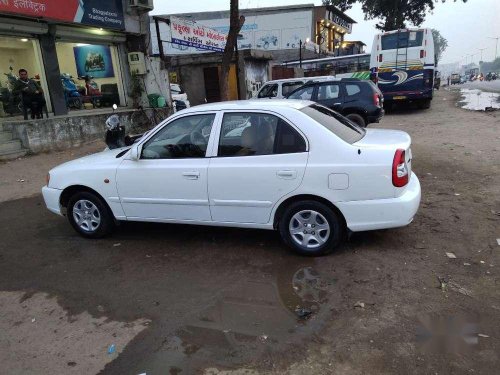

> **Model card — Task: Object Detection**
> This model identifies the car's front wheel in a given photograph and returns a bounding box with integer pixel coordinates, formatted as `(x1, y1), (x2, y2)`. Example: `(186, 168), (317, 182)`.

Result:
(279, 200), (344, 256)
(67, 191), (114, 238)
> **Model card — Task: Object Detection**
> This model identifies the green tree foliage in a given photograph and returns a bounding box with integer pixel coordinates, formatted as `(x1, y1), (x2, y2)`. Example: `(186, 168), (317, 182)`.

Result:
(322, 0), (468, 31)
(431, 29), (448, 64)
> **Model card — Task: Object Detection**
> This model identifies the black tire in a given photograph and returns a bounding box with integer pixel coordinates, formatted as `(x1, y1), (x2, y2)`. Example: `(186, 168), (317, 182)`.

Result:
(67, 191), (114, 238)
(346, 113), (366, 127)
(418, 99), (431, 109)
(279, 200), (344, 256)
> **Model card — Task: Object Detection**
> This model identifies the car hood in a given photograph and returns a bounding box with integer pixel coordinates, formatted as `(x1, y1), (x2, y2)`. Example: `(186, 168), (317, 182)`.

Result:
(51, 147), (129, 173)
(353, 129), (411, 150)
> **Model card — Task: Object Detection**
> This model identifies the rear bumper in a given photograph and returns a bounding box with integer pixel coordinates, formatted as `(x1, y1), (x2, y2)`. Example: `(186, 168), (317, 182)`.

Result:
(384, 90), (433, 101)
(42, 186), (63, 216)
(367, 107), (385, 123)
(337, 173), (421, 232)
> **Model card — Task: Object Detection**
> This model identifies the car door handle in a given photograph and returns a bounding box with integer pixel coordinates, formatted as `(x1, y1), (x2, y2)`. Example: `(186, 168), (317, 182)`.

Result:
(277, 170), (297, 179)
(182, 171), (200, 180)
(334, 102), (342, 105)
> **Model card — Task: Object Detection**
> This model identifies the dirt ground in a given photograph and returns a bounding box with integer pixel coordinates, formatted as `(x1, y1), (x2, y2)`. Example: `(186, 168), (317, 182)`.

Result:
(0, 88), (499, 375)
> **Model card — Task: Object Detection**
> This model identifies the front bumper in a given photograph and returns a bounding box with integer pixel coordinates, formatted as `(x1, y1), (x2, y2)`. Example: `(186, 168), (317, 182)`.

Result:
(42, 186), (63, 216)
(337, 173), (421, 232)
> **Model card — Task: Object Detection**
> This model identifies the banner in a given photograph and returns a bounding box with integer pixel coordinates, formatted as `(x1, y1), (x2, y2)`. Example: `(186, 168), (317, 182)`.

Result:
(74, 45), (115, 78)
(0, 0), (124, 30)
(170, 16), (227, 52)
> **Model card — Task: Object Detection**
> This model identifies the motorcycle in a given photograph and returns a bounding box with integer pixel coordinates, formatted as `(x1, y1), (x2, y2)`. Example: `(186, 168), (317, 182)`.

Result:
(104, 105), (146, 150)
(61, 73), (82, 109)
(77, 75), (103, 108)
(1, 72), (22, 115)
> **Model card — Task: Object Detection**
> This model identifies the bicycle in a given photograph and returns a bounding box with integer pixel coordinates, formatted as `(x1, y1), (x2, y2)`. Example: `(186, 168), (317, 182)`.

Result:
(130, 105), (172, 134)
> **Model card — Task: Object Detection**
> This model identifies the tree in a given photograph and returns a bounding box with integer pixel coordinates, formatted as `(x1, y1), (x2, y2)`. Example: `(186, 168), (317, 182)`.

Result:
(431, 29), (448, 65)
(220, 0), (245, 101)
(322, 0), (468, 31)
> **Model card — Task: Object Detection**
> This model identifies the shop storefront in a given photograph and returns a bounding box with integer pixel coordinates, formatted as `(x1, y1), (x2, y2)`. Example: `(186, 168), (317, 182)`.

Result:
(0, 0), (130, 118)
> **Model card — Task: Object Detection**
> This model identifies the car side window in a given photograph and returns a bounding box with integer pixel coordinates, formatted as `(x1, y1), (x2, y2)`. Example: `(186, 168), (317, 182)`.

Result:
(317, 84), (340, 100)
(257, 84), (278, 98)
(287, 85), (314, 100)
(141, 114), (215, 159)
(282, 81), (304, 96)
(345, 84), (361, 96)
(218, 112), (306, 157)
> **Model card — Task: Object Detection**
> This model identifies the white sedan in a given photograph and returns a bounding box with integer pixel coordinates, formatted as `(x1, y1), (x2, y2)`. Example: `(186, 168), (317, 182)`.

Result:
(42, 100), (421, 256)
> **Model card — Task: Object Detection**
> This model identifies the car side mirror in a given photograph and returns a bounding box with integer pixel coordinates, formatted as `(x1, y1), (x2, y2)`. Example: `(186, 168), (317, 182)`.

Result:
(129, 143), (141, 161)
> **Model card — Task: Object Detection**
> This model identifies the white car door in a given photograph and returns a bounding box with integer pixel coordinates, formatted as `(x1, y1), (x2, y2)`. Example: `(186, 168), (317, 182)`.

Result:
(208, 111), (308, 224)
(116, 112), (219, 221)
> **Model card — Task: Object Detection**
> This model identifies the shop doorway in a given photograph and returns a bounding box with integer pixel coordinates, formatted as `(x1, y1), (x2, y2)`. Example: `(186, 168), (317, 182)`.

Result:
(203, 67), (220, 103)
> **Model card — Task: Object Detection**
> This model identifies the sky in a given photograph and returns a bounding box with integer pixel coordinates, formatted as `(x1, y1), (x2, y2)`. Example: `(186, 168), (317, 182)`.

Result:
(151, 0), (500, 65)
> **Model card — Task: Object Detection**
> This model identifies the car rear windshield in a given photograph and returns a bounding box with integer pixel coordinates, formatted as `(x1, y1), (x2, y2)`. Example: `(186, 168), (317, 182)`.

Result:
(300, 104), (366, 144)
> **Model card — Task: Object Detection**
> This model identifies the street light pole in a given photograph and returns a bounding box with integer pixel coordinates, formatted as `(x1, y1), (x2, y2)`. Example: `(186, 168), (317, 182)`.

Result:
(299, 39), (302, 68)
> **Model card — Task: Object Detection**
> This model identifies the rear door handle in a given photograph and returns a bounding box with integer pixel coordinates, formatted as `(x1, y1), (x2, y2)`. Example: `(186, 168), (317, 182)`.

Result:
(182, 171), (200, 180)
(277, 170), (297, 179)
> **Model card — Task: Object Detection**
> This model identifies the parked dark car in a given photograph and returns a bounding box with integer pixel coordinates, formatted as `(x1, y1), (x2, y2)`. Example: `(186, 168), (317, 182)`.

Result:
(286, 78), (384, 127)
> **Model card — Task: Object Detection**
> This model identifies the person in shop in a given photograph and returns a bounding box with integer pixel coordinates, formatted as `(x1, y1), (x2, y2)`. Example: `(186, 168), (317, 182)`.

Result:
(12, 68), (46, 119)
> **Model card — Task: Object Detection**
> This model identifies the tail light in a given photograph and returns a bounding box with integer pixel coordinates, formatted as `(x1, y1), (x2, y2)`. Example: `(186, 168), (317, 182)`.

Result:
(392, 149), (408, 187)
(373, 93), (380, 106)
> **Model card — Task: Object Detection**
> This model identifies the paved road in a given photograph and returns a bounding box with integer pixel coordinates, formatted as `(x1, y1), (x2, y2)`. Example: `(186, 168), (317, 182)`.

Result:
(1, 89), (499, 375)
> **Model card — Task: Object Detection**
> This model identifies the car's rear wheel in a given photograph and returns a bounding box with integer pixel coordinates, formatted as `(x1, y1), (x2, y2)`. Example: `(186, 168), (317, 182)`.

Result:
(418, 99), (431, 109)
(346, 113), (366, 127)
(67, 191), (114, 238)
(279, 200), (344, 256)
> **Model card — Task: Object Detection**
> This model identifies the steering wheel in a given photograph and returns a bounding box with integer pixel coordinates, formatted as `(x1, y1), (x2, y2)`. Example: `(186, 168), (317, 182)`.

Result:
(190, 131), (206, 146)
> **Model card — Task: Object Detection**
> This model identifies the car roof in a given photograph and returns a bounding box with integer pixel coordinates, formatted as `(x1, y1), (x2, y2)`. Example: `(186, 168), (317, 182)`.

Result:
(177, 99), (312, 114)
(263, 76), (337, 84)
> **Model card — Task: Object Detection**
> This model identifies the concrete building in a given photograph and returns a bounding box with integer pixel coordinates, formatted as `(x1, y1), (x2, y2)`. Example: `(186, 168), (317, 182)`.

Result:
(150, 3), (358, 64)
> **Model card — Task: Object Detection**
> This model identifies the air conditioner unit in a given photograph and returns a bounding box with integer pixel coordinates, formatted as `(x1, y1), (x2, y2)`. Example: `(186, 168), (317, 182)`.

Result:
(129, 0), (154, 11)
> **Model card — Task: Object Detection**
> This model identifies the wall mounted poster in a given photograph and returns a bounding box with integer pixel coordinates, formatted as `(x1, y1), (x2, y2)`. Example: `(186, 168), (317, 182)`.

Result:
(73, 45), (114, 78)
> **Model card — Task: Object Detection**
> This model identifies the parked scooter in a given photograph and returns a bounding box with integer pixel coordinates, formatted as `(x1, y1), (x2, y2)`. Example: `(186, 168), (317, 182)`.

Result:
(104, 105), (145, 150)
(0, 71), (22, 115)
(61, 73), (82, 109)
(77, 75), (102, 107)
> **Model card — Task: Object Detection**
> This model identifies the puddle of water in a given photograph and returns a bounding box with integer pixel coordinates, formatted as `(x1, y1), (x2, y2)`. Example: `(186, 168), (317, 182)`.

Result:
(459, 89), (500, 111)
(149, 265), (336, 373)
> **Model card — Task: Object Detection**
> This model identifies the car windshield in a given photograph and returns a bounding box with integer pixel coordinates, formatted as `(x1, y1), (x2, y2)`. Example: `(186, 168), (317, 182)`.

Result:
(300, 104), (366, 144)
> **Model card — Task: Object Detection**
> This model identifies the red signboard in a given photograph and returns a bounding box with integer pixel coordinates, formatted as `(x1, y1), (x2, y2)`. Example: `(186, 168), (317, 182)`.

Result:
(0, 0), (80, 22)
(0, 0), (125, 29)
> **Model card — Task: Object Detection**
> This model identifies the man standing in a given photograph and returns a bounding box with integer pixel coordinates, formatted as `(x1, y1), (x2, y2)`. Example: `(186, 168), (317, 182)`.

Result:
(12, 69), (46, 119)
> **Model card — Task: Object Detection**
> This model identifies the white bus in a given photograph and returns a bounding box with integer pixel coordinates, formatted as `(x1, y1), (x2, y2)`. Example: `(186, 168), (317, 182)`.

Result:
(370, 28), (435, 108)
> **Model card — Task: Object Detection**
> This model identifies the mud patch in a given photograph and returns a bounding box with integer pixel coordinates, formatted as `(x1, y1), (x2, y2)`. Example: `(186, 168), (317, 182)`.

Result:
(0, 291), (149, 374)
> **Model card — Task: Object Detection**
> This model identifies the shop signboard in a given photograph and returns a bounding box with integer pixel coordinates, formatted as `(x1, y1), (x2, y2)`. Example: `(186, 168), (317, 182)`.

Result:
(73, 45), (115, 78)
(170, 16), (227, 52)
(0, 0), (124, 30)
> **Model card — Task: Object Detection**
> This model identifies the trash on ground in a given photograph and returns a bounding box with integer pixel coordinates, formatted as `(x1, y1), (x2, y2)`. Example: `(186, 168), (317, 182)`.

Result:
(454, 193), (460, 196)
(295, 307), (313, 319)
(259, 335), (268, 342)
(31, 318), (36, 323)
(478, 334), (490, 338)
(497, 238), (500, 246)
(448, 281), (473, 297)
(446, 252), (457, 259)
(108, 344), (116, 354)
(16, 179), (25, 183)
(354, 301), (365, 309)
(459, 89), (500, 111)
(464, 262), (471, 266)
(480, 261), (486, 264)
(438, 276), (448, 291)
(97, 305), (105, 312)
(113, 243), (121, 247)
